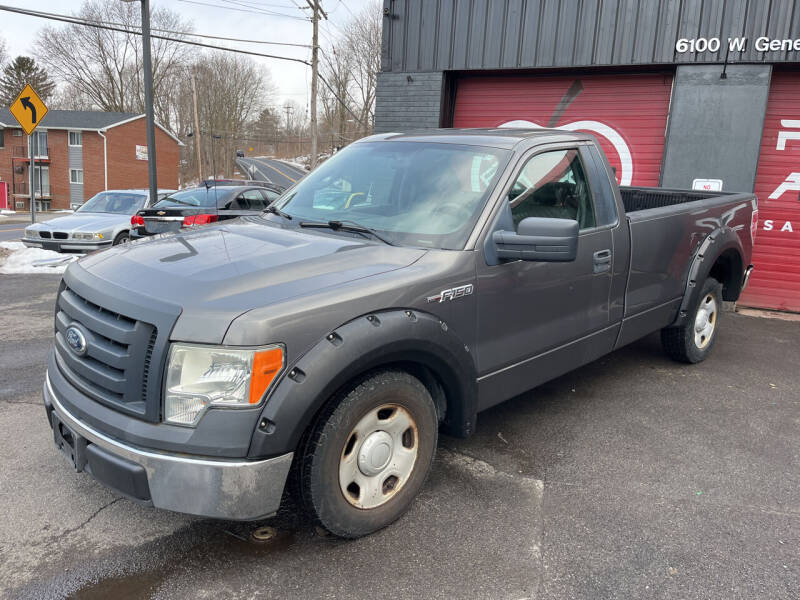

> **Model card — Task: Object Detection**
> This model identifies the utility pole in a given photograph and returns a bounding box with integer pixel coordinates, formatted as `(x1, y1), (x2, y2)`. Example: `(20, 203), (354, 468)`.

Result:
(283, 104), (293, 157)
(191, 74), (203, 182)
(123, 0), (159, 205)
(305, 0), (327, 170)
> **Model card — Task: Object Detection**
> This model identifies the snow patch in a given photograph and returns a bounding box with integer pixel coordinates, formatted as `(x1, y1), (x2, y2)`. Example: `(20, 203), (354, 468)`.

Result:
(1, 209), (16, 215)
(0, 242), (77, 274)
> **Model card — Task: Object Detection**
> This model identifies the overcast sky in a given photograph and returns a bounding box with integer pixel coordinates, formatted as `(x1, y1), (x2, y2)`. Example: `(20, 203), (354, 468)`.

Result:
(1, 0), (374, 112)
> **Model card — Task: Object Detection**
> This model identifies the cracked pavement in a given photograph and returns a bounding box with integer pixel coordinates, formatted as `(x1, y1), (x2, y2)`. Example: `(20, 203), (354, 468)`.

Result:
(1, 273), (798, 599)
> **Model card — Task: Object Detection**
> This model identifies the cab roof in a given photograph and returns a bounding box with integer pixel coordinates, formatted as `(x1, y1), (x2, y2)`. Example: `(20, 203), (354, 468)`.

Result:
(363, 128), (594, 150)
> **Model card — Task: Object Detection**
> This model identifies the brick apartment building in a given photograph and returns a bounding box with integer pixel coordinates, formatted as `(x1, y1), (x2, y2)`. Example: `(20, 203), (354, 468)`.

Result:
(0, 110), (181, 211)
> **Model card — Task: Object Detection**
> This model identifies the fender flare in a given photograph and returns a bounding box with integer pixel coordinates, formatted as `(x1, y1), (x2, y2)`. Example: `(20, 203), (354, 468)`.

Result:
(247, 309), (478, 459)
(673, 227), (744, 326)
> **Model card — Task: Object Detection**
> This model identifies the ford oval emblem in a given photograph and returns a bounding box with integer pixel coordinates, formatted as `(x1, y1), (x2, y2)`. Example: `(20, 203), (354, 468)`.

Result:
(65, 326), (88, 356)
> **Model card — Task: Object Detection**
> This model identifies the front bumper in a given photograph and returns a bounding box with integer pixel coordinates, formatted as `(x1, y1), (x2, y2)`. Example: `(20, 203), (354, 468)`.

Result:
(22, 237), (112, 253)
(43, 372), (293, 520)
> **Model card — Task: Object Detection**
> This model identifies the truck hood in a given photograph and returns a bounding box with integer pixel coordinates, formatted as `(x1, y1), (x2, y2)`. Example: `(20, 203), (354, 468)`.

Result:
(73, 217), (427, 343)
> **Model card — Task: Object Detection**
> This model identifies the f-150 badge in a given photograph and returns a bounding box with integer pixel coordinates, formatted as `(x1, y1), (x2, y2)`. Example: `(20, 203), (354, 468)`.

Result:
(427, 284), (474, 303)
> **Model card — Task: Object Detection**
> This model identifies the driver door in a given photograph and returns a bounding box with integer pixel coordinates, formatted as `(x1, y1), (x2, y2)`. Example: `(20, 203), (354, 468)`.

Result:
(475, 145), (616, 408)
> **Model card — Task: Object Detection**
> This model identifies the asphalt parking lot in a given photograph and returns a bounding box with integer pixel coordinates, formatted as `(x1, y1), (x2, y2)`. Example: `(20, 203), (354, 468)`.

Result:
(0, 273), (797, 600)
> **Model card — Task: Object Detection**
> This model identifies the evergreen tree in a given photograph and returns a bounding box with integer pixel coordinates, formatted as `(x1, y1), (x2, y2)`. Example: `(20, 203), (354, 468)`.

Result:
(0, 56), (55, 106)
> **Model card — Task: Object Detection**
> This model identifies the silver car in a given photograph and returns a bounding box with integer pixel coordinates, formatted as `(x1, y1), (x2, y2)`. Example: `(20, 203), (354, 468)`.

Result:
(22, 189), (174, 253)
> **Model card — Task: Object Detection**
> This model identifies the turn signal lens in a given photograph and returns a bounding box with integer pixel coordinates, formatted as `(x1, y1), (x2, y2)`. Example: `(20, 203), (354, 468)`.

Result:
(249, 347), (285, 404)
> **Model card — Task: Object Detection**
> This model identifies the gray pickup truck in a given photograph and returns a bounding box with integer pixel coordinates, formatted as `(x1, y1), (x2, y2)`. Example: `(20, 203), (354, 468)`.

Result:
(44, 129), (756, 538)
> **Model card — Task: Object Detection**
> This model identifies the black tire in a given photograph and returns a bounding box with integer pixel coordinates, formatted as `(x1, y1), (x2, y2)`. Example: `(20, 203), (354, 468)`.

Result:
(297, 370), (438, 538)
(112, 231), (130, 245)
(661, 277), (723, 364)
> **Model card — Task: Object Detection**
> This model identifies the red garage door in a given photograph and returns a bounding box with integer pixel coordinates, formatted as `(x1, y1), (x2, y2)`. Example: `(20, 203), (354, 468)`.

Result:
(739, 71), (800, 312)
(453, 73), (674, 187)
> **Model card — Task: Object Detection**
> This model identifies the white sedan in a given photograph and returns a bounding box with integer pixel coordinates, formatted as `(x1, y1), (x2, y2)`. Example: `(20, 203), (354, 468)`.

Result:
(22, 189), (173, 253)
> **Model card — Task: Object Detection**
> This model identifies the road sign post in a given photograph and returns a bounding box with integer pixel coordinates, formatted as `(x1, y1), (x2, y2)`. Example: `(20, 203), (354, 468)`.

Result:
(9, 84), (49, 224)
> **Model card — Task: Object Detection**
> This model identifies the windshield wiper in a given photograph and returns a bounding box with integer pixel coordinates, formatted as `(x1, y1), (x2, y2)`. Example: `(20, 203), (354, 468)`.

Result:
(299, 219), (394, 246)
(265, 205), (293, 220)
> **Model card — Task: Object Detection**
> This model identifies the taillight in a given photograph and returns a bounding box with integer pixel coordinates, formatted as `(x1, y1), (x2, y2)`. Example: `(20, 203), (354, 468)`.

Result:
(751, 208), (759, 242)
(131, 215), (144, 227)
(182, 214), (218, 226)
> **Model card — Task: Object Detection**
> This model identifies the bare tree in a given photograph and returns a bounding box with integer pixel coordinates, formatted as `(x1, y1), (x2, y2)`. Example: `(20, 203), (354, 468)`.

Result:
(36, 0), (193, 126)
(317, 0), (382, 148)
(343, 0), (381, 135)
(0, 36), (7, 67)
(320, 44), (353, 150)
(176, 52), (274, 181)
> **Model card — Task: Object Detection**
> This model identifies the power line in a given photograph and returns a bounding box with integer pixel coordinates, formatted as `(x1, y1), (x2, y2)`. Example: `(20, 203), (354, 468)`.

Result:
(77, 18), (312, 48)
(176, 0), (307, 20)
(0, 3), (366, 127)
(0, 4), (311, 65)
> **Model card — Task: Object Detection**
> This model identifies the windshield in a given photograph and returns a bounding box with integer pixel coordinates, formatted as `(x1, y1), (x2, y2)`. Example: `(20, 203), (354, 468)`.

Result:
(275, 141), (509, 249)
(77, 192), (147, 215)
(155, 187), (225, 209)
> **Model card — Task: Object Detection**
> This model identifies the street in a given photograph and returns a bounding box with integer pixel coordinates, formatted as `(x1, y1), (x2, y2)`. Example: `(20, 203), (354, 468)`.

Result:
(235, 157), (307, 189)
(0, 222), (26, 242)
(0, 274), (797, 599)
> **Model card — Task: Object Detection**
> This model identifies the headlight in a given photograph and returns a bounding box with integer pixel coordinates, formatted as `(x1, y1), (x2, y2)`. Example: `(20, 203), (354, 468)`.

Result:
(164, 343), (284, 426)
(74, 233), (104, 240)
(25, 229), (37, 238)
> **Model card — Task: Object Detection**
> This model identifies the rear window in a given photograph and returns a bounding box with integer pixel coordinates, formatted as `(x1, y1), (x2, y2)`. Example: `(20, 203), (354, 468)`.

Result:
(155, 188), (226, 209)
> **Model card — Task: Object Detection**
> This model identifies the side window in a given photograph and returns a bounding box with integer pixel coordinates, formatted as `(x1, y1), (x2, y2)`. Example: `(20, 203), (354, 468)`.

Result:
(261, 189), (279, 204)
(242, 189), (266, 210)
(507, 149), (596, 230)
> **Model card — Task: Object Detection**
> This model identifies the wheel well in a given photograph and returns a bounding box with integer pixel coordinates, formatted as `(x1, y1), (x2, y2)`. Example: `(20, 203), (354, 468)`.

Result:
(708, 249), (743, 301)
(305, 359), (457, 444)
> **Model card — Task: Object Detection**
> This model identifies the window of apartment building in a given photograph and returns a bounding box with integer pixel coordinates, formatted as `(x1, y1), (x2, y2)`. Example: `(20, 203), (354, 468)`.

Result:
(68, 131), (82, 146)
(32, 131), (48, 158)
(70, 169), (84, 184)
(0, 129), (4, 148)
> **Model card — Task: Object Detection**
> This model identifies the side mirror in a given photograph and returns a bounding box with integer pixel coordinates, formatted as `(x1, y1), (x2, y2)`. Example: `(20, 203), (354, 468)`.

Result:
(493, 217), (578, 262)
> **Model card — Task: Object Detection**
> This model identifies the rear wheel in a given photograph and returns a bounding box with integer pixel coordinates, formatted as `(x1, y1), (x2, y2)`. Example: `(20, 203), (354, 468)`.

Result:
(298, 370), (438, 538)
(661, 277), (722, 363)
(112, 231), (130, 245)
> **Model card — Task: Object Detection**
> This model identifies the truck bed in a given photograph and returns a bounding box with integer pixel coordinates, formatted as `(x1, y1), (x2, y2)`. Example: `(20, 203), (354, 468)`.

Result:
(620, 186), (724, 212)
(618, 186), (755, 341)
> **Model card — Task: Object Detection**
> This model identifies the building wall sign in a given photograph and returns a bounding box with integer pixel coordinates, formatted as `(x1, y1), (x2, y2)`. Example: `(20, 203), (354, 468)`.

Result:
(676, 37), (800, 54)
(692, 179), (723, 192)
(739, 72), (800, 312)
(135, 145), (148, 161)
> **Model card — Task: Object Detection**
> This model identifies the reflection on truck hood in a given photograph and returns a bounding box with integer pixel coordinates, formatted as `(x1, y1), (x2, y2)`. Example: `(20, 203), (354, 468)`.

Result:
(74, 218), (427, 343)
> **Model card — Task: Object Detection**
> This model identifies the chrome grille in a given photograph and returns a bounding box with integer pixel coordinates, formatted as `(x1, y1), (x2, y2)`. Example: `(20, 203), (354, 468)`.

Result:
(54, 284), (158, 419)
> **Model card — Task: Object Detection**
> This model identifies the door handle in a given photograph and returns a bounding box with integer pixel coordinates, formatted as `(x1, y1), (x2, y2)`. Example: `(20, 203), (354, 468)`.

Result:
(593, 249), (612, 274)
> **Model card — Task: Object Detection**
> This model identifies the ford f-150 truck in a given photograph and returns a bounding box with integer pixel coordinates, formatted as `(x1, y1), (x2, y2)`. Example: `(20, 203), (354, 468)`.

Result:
(44, 129), (756, 538)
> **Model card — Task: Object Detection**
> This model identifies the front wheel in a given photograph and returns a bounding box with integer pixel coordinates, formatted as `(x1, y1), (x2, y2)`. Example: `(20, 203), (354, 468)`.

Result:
(298, 370), (438, 538)
(112, 231), (130, 246)
(661, 276), (722, 363)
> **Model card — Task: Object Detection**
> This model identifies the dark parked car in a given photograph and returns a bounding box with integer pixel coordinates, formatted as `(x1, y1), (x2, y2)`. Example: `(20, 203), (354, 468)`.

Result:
(236, 150), (245, 158)
(130, 185), (282, 238)
(44, 129), (755, 540)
